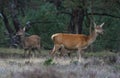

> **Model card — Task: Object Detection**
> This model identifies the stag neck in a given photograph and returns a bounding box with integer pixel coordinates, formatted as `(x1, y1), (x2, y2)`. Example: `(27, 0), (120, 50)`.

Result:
(88, 30), (98, 44)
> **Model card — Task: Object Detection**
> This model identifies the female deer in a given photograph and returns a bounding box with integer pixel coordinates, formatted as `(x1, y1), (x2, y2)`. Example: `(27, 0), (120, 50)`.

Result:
(50, 22), (104, 62)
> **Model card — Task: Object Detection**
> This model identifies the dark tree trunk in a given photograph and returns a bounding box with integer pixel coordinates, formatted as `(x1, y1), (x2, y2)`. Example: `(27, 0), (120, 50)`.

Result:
(10, 0), (21, 32)
(68, 8), (84, 34)
(68, 15), (75, 33)
(1, 11), (14, 34)
(77, 8), (84, 34)
(17, 0), (25, 17)
(47, 0), (84, 34)
(68, 0), (85, 34)
(0, 0), (27, 47)
(47, 0), (62, 10)
(7, 0), (24, 47)
(0, 11), (17, 47)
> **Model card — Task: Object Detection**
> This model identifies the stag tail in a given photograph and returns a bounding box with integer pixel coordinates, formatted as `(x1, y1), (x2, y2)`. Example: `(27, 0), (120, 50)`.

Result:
(51, 33), (59, 40)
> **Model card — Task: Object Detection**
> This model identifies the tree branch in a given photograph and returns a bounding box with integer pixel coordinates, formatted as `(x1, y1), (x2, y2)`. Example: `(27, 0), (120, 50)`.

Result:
(88, 13), (120, 19)
(24, 21), (54, 31)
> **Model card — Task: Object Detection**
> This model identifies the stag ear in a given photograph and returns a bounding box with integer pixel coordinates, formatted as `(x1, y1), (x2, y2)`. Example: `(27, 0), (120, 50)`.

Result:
(100, 22), (104, 27)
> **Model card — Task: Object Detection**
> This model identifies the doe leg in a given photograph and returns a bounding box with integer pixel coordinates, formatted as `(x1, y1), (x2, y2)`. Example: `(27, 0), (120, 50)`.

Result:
(50, 44), (61, 56)
(77, 49), (83, 62)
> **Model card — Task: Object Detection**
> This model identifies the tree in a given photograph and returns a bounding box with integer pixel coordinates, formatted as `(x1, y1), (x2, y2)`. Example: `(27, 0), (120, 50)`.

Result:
(0, 0), (29, 47)
(48, 0), (120, 51)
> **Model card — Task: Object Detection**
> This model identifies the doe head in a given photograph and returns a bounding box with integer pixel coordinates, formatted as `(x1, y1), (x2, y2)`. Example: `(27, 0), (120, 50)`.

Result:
(94, 22), (104, 34)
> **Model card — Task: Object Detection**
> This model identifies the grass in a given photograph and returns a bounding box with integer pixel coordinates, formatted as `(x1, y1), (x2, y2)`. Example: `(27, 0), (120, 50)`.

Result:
(0, 48), (119, 78)
(84, 51), (116, 57)
(0, 48), (24, 54)
(113, 64), (120, 70)
(0, 47), (50, 56)
(0, 47), (117, 57)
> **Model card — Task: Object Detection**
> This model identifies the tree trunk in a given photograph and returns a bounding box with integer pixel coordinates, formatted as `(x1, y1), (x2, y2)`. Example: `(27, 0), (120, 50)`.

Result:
(10, 0), (21, 32)
(47, 0), (62, 9)
(77, 8), (84, 34)
(1, 11), (14, 34)
(0, 11), (17, 47)
(68, 8), (84, 34)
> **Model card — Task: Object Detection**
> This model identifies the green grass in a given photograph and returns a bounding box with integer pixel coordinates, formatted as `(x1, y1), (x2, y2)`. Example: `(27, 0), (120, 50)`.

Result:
(0, 48), (24, 54)
(0, 48), (117, 58)
(0, 47), (50, 56)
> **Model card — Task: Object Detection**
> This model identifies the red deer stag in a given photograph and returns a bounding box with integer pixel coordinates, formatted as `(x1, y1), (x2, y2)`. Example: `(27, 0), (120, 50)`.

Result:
(50, 22), (104, 62)
(16, 27), (41, 57)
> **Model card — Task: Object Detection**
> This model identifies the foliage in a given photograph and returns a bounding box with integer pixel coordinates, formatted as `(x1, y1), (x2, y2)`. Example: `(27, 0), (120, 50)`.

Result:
(0, 20), (9, 47)
(19, 2), (69, 49)
(0, 0), (120, 51)
(43, 58), (55, 66)
(63, 0), (83, 9)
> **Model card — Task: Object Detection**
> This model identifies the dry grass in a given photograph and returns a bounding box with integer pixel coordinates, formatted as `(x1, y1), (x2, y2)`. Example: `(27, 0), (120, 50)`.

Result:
(0, 48), (119, 78)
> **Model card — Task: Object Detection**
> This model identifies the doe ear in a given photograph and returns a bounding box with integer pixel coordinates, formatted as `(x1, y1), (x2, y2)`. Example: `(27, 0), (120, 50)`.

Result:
(93, 22), (96, 27)
(23, 27), (26, 31)
(100, 22), (104, 27)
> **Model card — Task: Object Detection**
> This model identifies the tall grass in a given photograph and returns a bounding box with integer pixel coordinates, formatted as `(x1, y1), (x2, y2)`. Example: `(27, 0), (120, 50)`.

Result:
(0, 48), (119, 78)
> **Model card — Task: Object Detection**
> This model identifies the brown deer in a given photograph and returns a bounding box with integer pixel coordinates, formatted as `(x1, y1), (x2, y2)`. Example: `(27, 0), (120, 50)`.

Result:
(50, 22), (104, 62)
(16, 27), (41, 57)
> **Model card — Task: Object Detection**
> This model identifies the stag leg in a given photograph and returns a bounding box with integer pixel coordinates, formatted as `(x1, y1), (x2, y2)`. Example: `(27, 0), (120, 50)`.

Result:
(59, 47), (65, 57)
(50, 44), (61, 56)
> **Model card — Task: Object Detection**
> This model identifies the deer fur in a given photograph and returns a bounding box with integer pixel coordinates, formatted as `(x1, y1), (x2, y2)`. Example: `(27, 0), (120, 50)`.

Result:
(16, 27), (41, 57)
(50, 22), (104, 62)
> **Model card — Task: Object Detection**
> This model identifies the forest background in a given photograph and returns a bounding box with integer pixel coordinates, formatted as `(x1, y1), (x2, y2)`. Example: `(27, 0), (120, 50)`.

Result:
(0, 0), (120, 52)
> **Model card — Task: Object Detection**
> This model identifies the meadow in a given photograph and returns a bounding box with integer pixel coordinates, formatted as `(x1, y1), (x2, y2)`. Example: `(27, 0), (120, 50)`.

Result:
(0, 48), (119, 78)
